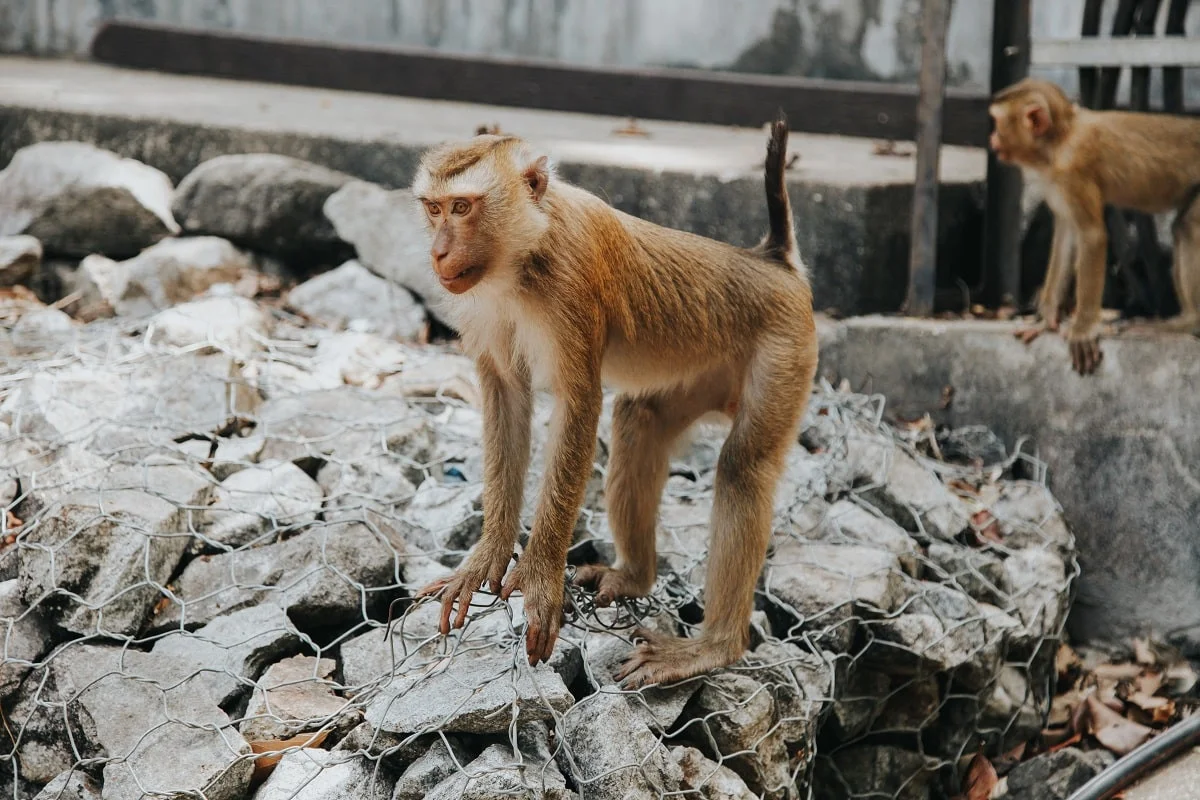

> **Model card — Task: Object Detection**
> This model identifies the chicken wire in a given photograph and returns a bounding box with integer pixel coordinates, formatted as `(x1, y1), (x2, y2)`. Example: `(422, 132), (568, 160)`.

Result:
(0, 303), (1079, 800)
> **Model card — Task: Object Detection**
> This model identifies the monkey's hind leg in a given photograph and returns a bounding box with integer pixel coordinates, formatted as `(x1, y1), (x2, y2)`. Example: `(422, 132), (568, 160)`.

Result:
(574, 387), (717, 606)
(616, 341), (815, 688)
(1124, 197), (1200, 336)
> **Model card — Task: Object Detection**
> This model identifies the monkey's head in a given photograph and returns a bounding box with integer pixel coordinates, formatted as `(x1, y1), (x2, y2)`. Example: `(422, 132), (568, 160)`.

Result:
(988, 78), (1074, 166)
(413, 134), (553, 295)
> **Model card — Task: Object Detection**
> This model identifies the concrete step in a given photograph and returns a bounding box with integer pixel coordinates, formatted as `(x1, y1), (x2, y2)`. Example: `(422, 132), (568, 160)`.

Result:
(0, 57), (988, 316)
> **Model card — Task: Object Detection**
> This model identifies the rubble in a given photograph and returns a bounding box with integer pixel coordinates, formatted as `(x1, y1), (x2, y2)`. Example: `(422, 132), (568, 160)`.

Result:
(287, 260), (427, 341)
(0, 234), (41, 286)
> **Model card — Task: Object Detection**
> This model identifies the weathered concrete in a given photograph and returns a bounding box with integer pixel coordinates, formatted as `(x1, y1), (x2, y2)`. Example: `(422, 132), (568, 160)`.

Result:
(818, 316), (1200, 648)
(1127, 745), (1200, 800)
(0, 57), (986, 316)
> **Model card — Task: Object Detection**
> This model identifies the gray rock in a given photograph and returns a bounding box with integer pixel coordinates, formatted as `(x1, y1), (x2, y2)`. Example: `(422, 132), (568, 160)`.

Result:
(0, 142), (179, 258)
(18, 464), (212, 635)
(322, 182), (449, 321)
(857, 449), (970, 541)
(147, 293), (269, 356)
(174, 154), (354, 268)
(61, 253), (124, 320)
(745, 641), (835, 746)
(822, 499), (919, 576)
(1004, 549), (1071, 644)
(10, 644), (252, 798)
(365, 652), (573, 734)
(871, 676), (940, 733)
(672, 746), (757, 800)
(1005, 747), (1115, 800)
(32, 771), (102, 800)
(253, 749), (393, 800)
(150, 605), (302, 707)
(201, 460), (324, 550)
(688, 672), (793, 800)
(0, 234), (41, 286)
(318, 454), (419, 518)
(990, 481), (1074, 555)
(112, 236), (253, 317)
(927, 540), (1011, 606)
(171, 432), (266, 480)
(240, 654), (356, 742)
(153, 517), (407, 631)
(557, 691), (682, 799)
(426, 743), (574, 800)
(393, 738), (476, 800)
(569, 607), (680, 691)
(376, 348), (480, 406)
(10, 307), (77, 354)
(287, 260), (426, 341)
(0, 578), (50, 700)
(402, 478), (484, 562)
(827, 669), (890, 741)
(814, 745), (938, 800)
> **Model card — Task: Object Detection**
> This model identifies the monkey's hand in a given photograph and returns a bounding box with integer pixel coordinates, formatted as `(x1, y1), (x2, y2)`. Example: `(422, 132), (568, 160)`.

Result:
(572, 564), (653, 607)
(1067, 320), (1104, 375)
(615, 629), (744, 689)
(1014, 309), (1061, 345)
(416, 544), (514, 635)
(500, 557), (565, 666)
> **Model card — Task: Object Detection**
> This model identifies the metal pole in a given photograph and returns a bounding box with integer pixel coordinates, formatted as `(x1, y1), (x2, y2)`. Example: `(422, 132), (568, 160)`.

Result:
(982, 0), (1031, 309)
(906, 0), (951, 317)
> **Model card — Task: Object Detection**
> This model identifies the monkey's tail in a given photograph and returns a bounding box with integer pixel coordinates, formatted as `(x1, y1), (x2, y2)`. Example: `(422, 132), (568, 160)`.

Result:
(760, 112), (803, 273)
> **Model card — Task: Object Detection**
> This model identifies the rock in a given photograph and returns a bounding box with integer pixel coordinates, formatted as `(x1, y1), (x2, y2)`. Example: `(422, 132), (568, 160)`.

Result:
(287, 260), (426, 341)
(745, 641), (835, 746)
(240, 654), (354, 742)
(822, 499), (920, 576)
(32, 771), (102, 800)
(871, 676), (940, 732)
(377, 347), (480, 406)
(568, 607), (681, 692)
(814, 746), (938, 800)
(18, 464), (212, 636)
(253, 749), (393, 800)
(762, 542), (906, 649)
(0, 142), (179, 258)
(1004, 747), (1115, 800)
(926, 540), (1011, 606)
(0, 578), (50, 700)
(318, 454), (419, 519)
(147, 293), (269, 356)
(558, 691), (682, 799)
(688, 672), (793, 799)
(304, 330), (414, 392)
(4, 353), (262, 459)
(10, 644), (252, 798)
(0, 234), (41, 286)
(935, 666), (1042, 756)
(673, 746), (757, 800)
(62, 253), (124, 320)
(150, 605), (301, 707)
(173, 154), (354, 268)
(827, 669), (890, 741)
(9, 307), (77, 354)
(393, 738), (477, 800)
(112, 236), (253, 317)
(402, 478), (484, 562)
(171, 432), (266, 480)
(991, 481), (1075, 555)
(153, 518), (406, 631)
(1004, 549), (1071, 645)
(426, 743), (574, 800)
(364, 652), (573, 734)
(857, 449), (970, 541)
(201, 460), (324, 550)
(322, 182), (449, 320)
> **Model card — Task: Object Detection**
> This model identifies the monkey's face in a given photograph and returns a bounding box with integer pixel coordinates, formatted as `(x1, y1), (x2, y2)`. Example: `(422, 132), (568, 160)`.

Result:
(988, 100), (1050, 166)
(421, 196), (491, 294)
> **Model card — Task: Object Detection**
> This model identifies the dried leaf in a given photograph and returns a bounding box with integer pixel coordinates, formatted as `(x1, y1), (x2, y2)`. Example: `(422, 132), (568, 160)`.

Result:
(1050, 689), (1085, 728)
(249, 730), (329, 783)
(993, 741), (1027, 775)
(4, 510), (21, 531)
(1085, 695), (1153, 755)
(1133, 638), (1156, 667)
(1092, 663), (1143, 681)
(1046, 732), (1083, 752)
(1126, 692), (1171, 712)
(960, 752), (999, 800)
(1134, 670), (1164, 698)
(1165, 662), (1198, 696)
(1056, 644), (1082, 680)
(612, 118), (650, 137)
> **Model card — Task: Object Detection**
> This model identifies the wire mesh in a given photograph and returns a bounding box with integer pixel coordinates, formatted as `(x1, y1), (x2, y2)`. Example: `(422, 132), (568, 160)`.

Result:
(0, 298), (1078, 800)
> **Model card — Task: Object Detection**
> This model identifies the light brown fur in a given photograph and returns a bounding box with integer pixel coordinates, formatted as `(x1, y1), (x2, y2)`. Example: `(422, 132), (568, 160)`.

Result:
(990, 78), (1200, 374)
(413, 119), (817, 686)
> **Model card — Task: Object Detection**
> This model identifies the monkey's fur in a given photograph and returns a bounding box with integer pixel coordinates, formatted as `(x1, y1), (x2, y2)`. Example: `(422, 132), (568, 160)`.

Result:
(413, 117), (816, 687)
(990, 77), (1200, 375)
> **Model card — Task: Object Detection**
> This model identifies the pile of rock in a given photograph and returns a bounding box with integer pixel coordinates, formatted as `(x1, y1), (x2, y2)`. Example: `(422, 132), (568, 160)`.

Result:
(0, 142), (1079, 800)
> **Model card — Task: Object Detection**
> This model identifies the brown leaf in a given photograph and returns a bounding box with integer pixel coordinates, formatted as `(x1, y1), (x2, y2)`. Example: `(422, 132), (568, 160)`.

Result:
(612, 118), (650, 137)
(249, 730), (329, 783)
(1085, 695), (1153, 755)
(1056, 644), (1082, 680)
(1133, 638), (1156, 667)
(1134, 670), (1164, 698)
(993, 741), (1027, 775)
(1092, 663), (1143, 681)
(960, 752), (999, 800)
(1050, 689), (1085, 728)
(4, 510), (21, 531)
(1047, 732), (1083, 752)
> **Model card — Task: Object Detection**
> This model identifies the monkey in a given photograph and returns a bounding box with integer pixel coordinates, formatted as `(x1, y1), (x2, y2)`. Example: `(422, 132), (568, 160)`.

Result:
(411, 116), (817, 687)
(989, 77), (1200, 374)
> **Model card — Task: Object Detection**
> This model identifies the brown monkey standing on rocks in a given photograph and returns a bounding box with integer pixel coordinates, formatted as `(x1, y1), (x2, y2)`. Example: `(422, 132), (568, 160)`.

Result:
(989, 77), (1200, 375)
(413, 116), (817, 687)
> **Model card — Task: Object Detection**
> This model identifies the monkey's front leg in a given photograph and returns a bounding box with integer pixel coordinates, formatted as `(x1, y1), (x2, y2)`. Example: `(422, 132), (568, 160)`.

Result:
(417, 355), (532, 634)
(501, 365), (603, 665)
(1017, 220), (1074, 344)
(1066, 211), (1108, 375)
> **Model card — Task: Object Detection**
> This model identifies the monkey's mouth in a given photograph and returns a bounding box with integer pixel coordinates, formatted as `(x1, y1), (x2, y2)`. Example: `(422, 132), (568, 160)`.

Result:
(439, 265), (484, 293)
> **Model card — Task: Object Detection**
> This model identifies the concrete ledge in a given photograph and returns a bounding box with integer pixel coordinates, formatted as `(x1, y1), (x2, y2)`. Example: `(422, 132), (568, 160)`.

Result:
(0, 57), (988, 315)
(818, 316), (1200, 647)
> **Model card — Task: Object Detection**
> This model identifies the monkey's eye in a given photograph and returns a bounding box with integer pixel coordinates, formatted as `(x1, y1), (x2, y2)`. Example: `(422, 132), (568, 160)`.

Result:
(451, 199), (472, 216)
(424, 202), (441, 217)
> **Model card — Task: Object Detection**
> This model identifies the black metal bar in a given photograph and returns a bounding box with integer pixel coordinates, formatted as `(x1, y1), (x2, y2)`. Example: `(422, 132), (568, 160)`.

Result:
(88, 20), (992, 147)
(907, 0), (952, 318)
(1163, 0), (1191, 112)
(1080, 0), (1107, 108)
(983, 0), (1032, 308)
(1099, 0), (1140, 109)
(1130, 0), (1164, 111)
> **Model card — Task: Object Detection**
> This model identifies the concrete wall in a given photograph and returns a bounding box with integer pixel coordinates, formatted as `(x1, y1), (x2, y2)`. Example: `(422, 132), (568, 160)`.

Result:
(3, 0), (1198, 104)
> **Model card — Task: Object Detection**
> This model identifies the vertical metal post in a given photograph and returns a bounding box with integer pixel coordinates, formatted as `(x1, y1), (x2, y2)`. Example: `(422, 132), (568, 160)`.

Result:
(982, 0), (1031, 309)
(906, 0), (952, 318)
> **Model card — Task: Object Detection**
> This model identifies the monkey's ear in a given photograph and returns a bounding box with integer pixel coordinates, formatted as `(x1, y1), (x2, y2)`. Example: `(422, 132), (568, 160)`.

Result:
(524, 156), (550, 203)
(1025, 104), (1051, 137)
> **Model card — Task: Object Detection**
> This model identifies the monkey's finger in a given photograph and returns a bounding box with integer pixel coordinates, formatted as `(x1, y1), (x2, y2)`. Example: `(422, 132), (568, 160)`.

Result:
(438, 591), (457, 635)
(415, 578), (450, 599)
(453, 587), (475, 630)
(631, 626), (667, 646)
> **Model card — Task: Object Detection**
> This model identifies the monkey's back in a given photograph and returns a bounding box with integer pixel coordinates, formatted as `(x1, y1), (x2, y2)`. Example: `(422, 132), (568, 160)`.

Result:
(1072, 109), (1200, 212)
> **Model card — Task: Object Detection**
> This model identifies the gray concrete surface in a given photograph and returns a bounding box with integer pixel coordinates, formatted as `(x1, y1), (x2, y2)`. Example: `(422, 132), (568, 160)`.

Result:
(818, 317), (1200, 647)
(0, 57), (987, 316)
(1127, 746), (1200, 800)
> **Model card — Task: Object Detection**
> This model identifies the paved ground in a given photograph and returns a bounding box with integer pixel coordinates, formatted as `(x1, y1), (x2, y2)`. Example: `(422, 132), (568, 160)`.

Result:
(1127, 746), (1200, 800)
(0, 56), (986, 186)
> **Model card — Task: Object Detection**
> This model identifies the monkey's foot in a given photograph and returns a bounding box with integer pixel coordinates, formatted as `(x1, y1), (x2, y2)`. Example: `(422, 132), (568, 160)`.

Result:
(1014, 317), (1059, 345)
(1068, 332), (1103, 375)
(415, 547), (514, 635)
(500, 559), (565, 667)
(615, 628), (745, 689)
(572, 564), (653, 607)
